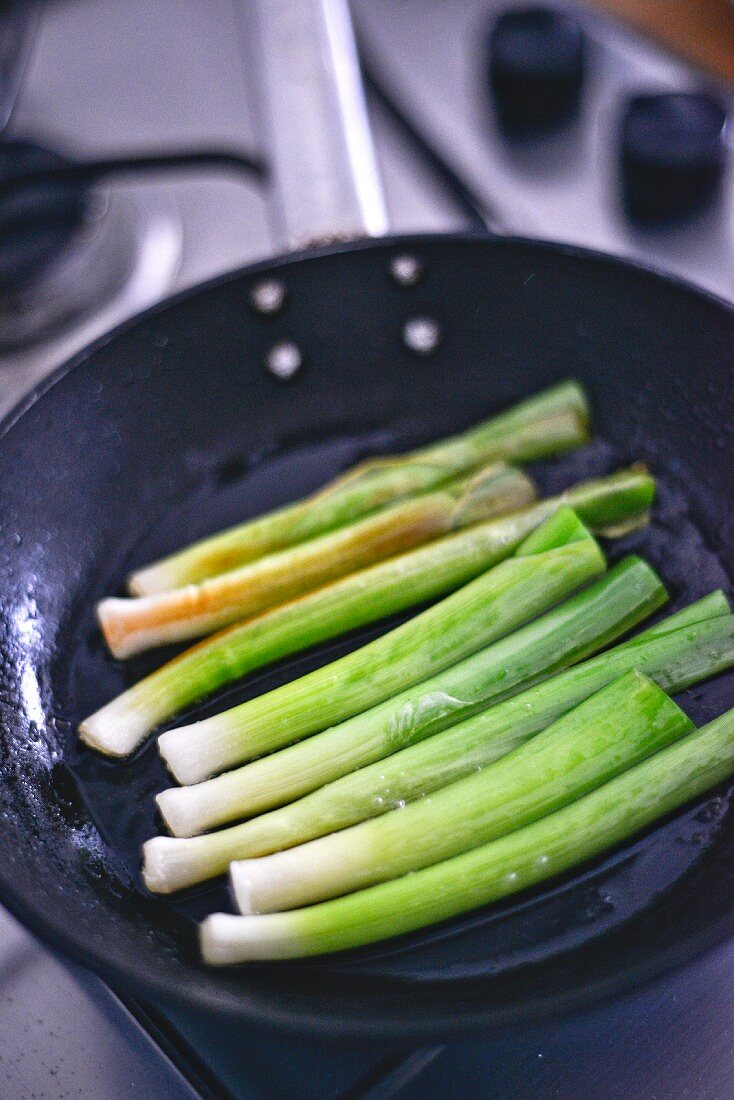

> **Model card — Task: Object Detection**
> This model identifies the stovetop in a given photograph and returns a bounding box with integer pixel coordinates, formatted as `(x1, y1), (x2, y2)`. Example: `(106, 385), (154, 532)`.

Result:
(0, 0), (465, 421)
(2, 2), (734, 1097)
(354, 0), (734, 302)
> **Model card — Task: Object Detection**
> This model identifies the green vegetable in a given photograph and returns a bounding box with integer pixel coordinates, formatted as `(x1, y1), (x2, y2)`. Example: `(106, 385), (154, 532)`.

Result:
(157, 510), (605, 784)
(99, 464), (536, 659)
(80, 467), (652, 759)
(144, 594), (731, 893)
(230, 672), (693, 913)
(129, 380), (590, 596)
(154, 555), (665, 840)
(200, 702), (734, 962)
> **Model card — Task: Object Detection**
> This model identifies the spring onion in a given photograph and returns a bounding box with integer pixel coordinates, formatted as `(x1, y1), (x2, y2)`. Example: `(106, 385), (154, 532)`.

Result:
(99, 464), (536, 659)
(201, 702), (734, 962)
(129, 379), (590, 596)
(144, 594), (731, 892)
(154, 554), (665, 839)
(157, 509), (606, 784)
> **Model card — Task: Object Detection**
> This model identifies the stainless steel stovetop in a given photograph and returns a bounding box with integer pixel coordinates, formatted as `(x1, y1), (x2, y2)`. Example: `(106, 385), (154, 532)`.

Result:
(2, 2), (734, 1097)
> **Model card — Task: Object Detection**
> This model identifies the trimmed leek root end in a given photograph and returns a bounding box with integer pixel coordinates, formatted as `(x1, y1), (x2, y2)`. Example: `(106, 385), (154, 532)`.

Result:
(78, 690), (157, 757)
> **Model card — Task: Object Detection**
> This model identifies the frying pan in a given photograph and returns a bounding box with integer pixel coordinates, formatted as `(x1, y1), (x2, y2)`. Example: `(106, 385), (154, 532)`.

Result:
(1, 0), (734, 1038)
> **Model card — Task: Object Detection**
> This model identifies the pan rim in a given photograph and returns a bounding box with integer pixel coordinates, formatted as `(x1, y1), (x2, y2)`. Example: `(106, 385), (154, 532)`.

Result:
(5, 851), (734, 1038)
(2, 230), (734, 1037)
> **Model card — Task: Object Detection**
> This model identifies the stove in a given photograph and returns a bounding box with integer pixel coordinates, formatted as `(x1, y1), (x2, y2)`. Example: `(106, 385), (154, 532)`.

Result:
(2, 2), (734, 1097)
(0, 0), (465, 422)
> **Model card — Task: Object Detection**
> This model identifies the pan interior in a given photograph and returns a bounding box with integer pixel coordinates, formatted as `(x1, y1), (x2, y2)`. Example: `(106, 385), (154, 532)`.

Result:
(1, 236), (734, 1032)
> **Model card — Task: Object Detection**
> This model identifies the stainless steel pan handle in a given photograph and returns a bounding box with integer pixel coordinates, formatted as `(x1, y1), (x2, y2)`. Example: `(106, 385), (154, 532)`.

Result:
(253, 0), (389, 250)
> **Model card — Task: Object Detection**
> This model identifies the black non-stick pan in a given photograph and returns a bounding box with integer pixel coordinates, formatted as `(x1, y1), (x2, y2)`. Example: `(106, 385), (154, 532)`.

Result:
(2, 3), (734, 1039)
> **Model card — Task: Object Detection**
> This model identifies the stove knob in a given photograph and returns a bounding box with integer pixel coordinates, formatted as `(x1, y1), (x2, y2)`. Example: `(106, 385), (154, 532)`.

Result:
(620, 93), (727, 223)
(488, 6), (585, 132)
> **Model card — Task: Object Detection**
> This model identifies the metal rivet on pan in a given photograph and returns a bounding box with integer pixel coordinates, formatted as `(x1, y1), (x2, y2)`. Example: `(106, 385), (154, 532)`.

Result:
(266, 340), (302, 380)
(389, 254), (424, 287)
(402, 316), (442, 356)
(249, 278), (287, 315)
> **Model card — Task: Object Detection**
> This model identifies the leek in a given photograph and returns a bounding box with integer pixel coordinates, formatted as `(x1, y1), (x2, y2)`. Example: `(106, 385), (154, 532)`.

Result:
(157, 510), (605, 784)
(129, 379), (589, 595)
(155, 555), (665, 838)
(201, 703), (734, 962)
(80, 467), (653, 758)
(144, 595), (731, 892)
(230, 672), (692, 913)
(99, 464), (536, 659)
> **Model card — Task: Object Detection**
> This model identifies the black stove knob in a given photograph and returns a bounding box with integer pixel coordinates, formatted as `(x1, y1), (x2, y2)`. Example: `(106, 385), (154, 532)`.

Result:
(488, 6), (585, 132)
(620, 93), (727, 224)
(0, 140), (91, 292)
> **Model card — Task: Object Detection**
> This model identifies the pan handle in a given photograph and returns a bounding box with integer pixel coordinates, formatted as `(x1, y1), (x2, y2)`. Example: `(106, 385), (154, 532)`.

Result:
(253, 0), (390, 251)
